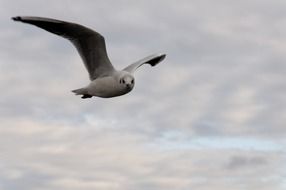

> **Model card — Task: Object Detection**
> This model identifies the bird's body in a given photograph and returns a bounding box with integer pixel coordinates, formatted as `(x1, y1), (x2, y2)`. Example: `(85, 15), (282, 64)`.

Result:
(74, 71), (134, 98)
(12, 16), (166, 98)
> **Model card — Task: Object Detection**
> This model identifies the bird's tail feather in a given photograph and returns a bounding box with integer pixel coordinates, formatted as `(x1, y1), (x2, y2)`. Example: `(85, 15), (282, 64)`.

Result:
(72, 88), (87, 95)
(72, 88), (92, 99)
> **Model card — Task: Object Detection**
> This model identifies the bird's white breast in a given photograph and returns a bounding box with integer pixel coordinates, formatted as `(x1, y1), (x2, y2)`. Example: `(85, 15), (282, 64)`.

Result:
(87, 76), (131, 98)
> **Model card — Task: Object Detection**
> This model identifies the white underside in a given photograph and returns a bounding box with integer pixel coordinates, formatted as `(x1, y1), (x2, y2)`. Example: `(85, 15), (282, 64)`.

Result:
(86, 76), (132, 98)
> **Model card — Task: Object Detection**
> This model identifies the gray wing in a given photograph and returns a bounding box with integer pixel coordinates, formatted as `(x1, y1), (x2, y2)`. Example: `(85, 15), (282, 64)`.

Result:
(12, 16), (115, 80)
(123, 53), (166, 73)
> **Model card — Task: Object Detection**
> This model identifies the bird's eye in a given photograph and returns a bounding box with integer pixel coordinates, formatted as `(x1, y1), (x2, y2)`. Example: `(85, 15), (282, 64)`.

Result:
(131, 79), (134, 84)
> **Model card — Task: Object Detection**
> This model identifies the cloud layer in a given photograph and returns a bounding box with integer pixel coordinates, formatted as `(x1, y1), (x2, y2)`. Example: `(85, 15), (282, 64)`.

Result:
(0, 0), (285, 189)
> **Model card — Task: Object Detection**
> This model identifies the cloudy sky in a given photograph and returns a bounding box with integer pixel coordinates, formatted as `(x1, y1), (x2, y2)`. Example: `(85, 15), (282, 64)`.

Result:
(1, 0), (286, 189)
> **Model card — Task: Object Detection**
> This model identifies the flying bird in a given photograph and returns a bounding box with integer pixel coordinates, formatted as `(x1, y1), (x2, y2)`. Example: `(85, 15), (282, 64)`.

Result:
(12, 16), (166, 98)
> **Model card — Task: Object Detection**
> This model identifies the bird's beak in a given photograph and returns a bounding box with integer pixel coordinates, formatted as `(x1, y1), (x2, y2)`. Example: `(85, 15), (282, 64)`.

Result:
(126, 84), (132, 90)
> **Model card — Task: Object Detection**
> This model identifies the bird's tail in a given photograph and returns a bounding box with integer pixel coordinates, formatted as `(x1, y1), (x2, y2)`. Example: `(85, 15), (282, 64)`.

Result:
(72, 88), (92, 99)
(72, 88), (87, 95)
(72, 88), (92, 98)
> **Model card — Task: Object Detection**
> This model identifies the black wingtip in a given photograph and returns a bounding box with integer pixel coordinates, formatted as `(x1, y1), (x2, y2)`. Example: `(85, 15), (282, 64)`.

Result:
(12, 16), (22, 21)
(147, 54), (167, 66)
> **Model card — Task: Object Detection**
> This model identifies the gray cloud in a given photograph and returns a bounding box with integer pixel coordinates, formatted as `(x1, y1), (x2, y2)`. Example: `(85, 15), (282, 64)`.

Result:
(226, 155), (268, 170)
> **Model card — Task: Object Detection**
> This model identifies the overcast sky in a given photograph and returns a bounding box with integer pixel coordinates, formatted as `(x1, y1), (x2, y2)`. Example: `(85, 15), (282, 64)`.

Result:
(0, 0), (286, 189)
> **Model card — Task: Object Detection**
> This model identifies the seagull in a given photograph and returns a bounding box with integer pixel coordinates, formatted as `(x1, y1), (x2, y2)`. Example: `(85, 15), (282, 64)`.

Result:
(12, 16), (166, 98)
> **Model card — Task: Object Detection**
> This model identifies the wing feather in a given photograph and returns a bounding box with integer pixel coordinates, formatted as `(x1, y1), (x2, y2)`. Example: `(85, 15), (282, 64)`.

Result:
(12, 16), (115, 80)
(123, 53), (166, 73)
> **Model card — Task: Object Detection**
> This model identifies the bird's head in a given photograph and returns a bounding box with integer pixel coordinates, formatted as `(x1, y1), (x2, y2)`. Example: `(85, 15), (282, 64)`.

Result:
(119, 73), (135, 91)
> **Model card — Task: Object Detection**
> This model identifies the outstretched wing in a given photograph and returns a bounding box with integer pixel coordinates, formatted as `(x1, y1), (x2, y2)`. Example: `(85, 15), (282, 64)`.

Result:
(12, 16), (115, 80)
(123, 53), (166, 73)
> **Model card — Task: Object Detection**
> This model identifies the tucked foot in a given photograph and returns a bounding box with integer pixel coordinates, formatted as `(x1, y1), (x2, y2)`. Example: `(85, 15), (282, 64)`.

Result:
(12, 16), (22, 21)
(81, 94), (92, 99)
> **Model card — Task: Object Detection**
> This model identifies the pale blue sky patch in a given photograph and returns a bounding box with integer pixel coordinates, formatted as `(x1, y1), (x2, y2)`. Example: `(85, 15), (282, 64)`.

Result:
(152, 129), (285, 151)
